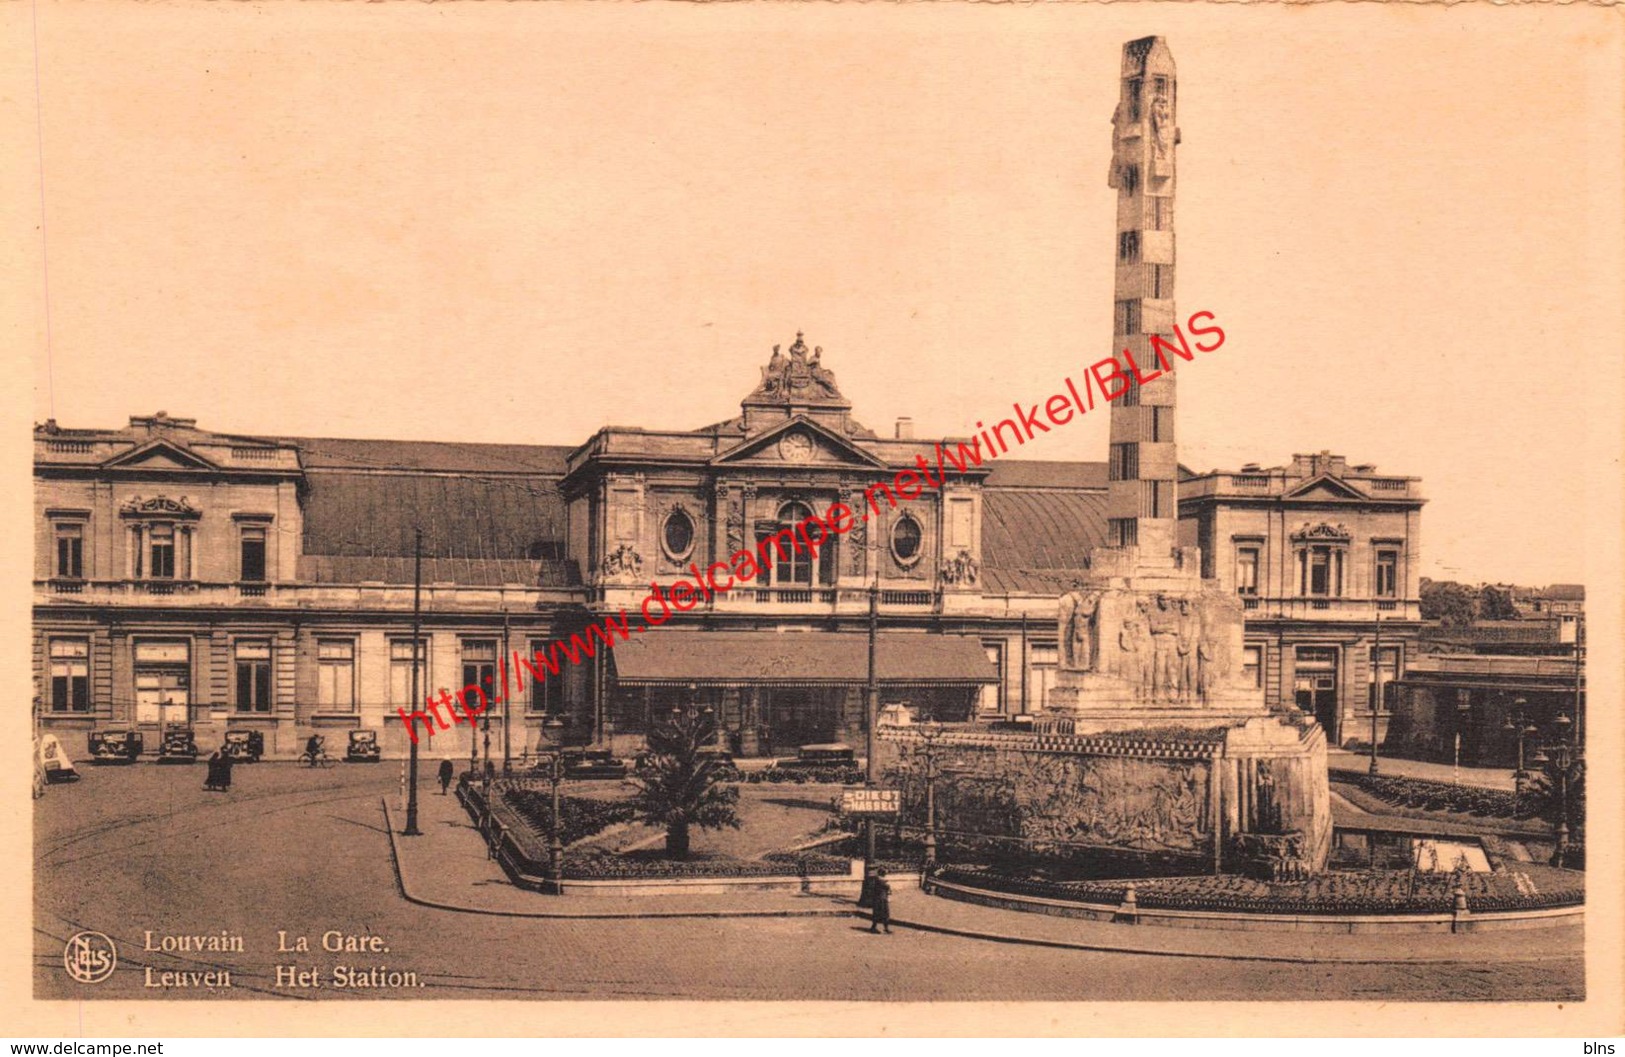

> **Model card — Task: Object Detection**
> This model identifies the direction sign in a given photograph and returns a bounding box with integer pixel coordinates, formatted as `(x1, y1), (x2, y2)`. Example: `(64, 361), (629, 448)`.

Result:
(840, 788), (900, 816)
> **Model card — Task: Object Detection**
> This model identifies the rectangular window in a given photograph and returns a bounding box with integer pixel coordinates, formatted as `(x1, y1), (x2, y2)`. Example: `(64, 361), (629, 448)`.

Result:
(1126, 78), (1142, 122)
(1149, 264), (1172, 299)
(1149, 406), (1172, 443)
(1109, 443), (1139, 482)
(1120, 164), (1139, 197)
(1236, 547), (1260, 596)
(1115, 299), (1140, 335)
(1242, 645), (1263, 689)
(316, 640), (355, 712)
(1118, 230), (1140, 262)
(49, 638), (90, 712)
(55, 523), (84, 579)
(389, 639), (429, 707)
(234, 641), (272, 712)
(462, 640), (498, 710)
(240, 526), (267, 582)
(1375, 549), (1399, 598)
(1368, 646), (1400, 712)
(1110, 518), (1138, 548)
(1303, 546), (1344, 597)
(1028, 644), (1059, 713)
(978, 642), (1004, 715)
(527, 640), (557, 715)
(148, 524), (175, 579)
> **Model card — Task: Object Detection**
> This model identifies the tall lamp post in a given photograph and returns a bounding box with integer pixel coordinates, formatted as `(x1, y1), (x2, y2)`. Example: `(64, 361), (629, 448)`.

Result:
(858, 576), (880, 908)
(1368, 615), (1384, 776)
(1533, 712), (1575, 868)
(1502, 697), (1537, 795)
(913, 720), (944, 870)
(542, 715), (567, 882)
(403, 528), (424, 837)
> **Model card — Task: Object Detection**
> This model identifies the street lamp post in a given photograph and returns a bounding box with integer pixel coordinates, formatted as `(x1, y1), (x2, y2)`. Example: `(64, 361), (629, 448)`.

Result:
(1369, 615), (1383, 776)
(914, 721), (943, 870)
(403, 528), (424, 837)
(543, 716), (566, 882)
(858, 576), (880, 908)
(1502, 696), (1536, 795)
(1547, 712), (1574, 868)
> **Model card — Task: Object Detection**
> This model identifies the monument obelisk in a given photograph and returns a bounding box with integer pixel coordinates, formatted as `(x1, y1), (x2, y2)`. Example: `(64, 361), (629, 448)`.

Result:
(1047, 37), (1267, 728)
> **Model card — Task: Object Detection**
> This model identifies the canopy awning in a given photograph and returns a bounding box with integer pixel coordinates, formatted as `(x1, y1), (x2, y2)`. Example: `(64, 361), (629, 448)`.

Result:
(610, 630), (998, 687)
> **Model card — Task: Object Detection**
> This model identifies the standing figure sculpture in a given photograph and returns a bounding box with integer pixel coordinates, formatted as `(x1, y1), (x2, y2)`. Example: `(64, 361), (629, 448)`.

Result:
(1177, 598), (1200, 702)
(1059, 585), (1100, 672)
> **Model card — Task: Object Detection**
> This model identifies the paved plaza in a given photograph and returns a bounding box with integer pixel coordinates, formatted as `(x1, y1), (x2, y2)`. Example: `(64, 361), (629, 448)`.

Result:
(34, 764), (1583, 1002)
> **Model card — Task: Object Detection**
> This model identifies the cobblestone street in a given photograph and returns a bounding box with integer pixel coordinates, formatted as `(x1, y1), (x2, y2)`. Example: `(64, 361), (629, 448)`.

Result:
(35, 765), (1584, 1002)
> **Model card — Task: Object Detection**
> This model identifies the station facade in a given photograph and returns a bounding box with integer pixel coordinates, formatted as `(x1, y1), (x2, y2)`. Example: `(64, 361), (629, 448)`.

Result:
(33, 344), (1425, 759)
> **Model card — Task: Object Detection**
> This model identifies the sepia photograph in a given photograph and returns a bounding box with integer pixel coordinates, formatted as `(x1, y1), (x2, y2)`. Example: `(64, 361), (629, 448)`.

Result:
(12, 0), (1624, 1039)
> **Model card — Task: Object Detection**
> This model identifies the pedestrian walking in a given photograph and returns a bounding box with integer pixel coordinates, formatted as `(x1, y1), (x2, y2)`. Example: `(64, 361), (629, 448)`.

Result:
(438, 758), (455, 795)
(868, 866), (893, 934)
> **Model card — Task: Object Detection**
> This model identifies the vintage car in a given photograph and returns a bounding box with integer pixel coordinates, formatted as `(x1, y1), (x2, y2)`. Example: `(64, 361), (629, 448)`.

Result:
(88, 729), (144, 765)
(632, 745), (741, 780)
(780, 743), (857, 768)
(156, 728), (201, 764)
(221, 730), (265, 763)
(345, 729), (382, 763)
(561, 747), (629, 780)
(36, 733), (79, 783)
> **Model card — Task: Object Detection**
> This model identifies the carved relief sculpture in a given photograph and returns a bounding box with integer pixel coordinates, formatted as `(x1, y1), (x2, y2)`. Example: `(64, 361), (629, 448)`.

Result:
(1058, 586), (1100, 671)
(600, 544), (643, 581)
(1177, 598), (1199, 702)
(940, 549), (980, 587)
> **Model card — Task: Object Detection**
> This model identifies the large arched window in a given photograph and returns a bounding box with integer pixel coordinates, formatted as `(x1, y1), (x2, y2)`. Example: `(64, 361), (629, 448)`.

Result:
(774, 502), (815, 586)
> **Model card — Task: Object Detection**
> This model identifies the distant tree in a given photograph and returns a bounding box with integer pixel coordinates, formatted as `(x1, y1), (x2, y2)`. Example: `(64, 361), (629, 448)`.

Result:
(1476, 584), (1519, 621)
(1419, 578), (1478, 628)
(629, 705), (740, 859)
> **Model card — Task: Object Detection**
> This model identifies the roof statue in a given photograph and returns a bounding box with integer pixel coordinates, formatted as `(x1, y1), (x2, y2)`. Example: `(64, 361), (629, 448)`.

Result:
(746, 332), (846, 405)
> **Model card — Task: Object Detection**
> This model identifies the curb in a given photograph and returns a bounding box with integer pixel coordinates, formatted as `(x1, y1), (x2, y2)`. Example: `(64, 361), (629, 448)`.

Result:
(380, 798), (856, 921)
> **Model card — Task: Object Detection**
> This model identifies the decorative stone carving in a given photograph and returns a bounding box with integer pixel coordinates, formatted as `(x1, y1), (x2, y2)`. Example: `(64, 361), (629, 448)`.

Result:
(1293, 521), (1351, 541)
(1058, 586), (1101, 671)
(119, 495), (200, 519)
(600, 544), (643, 581)
(940, 548), (980, 587)
(1149, 89), (1175, 169)
(747, 332), (846, 404)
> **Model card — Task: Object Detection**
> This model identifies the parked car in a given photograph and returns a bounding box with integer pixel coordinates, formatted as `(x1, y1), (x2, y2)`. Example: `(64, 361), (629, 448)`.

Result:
(221, 730), (264, 763)
(36, 733), (79, 783)
(345, 729), (382, 763)
(561, 747), (629, 780)
(157, 728), (200, 764)
(778, 743), (856, 769)
(88, 729), (144, 765)
(633, 745), (741, 780)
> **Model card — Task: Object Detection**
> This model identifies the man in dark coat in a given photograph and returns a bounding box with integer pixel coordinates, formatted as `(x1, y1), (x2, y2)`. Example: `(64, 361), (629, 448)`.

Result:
(868, 866), (893, 934)
(437, 758), (456, 795)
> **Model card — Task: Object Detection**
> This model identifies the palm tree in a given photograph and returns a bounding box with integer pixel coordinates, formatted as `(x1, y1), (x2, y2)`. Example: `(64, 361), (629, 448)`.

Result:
(629, 705), (740, 859)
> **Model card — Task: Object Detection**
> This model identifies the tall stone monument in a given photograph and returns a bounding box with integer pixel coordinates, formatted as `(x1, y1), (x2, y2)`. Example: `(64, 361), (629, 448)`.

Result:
(882, 38), (1330, 876)
(1045, 37), (1268, 729)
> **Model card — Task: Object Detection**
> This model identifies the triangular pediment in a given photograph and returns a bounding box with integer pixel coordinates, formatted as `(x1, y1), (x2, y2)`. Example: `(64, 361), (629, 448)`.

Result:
(1284, 474), (1366, 501)
(711, 416), (888, 470)
(103, 438), (217, 472)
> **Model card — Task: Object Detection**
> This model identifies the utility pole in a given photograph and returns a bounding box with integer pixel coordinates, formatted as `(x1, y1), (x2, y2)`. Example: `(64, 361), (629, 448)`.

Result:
(858, 575), (879, 908)
(502, 611), (512, 773)
(1369, 614), (1382, 776)
(403, 527), (424, 837)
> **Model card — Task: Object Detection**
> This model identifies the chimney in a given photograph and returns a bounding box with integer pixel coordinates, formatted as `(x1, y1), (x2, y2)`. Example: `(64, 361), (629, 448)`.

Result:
(894, 417), (914, 440)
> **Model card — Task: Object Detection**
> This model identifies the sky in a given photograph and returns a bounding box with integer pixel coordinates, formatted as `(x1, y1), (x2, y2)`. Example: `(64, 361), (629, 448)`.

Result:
(14, 1), (1624, 586)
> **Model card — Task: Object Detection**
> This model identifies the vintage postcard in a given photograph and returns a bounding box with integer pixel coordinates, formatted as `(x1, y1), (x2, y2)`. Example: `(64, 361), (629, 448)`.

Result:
(7, 0), (1623, 1039)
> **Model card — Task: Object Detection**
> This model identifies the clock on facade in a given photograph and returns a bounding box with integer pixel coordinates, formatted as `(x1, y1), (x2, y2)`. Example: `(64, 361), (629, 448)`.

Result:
(778, 432), (814, 462)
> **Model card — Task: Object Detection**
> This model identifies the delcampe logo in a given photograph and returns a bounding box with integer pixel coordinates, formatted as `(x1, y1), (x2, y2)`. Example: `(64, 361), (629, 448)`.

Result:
(63, 931), (117, 984)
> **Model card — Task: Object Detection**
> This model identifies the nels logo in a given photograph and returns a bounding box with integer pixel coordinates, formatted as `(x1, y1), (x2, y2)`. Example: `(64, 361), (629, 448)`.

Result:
(64, 931), (117, 984)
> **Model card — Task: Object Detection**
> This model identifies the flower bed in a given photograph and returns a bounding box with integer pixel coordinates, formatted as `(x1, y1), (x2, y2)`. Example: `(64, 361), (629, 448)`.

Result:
(741, 765), (862, 785)
(932, 864), (1584, 916)
(1335, 773), (1539, 820)
(500, 787), (637, 846)
(560, 850), (853, 880)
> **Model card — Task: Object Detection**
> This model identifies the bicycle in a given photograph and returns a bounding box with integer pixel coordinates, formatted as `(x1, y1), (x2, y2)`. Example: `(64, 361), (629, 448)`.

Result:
(297, 749), (334, 769)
